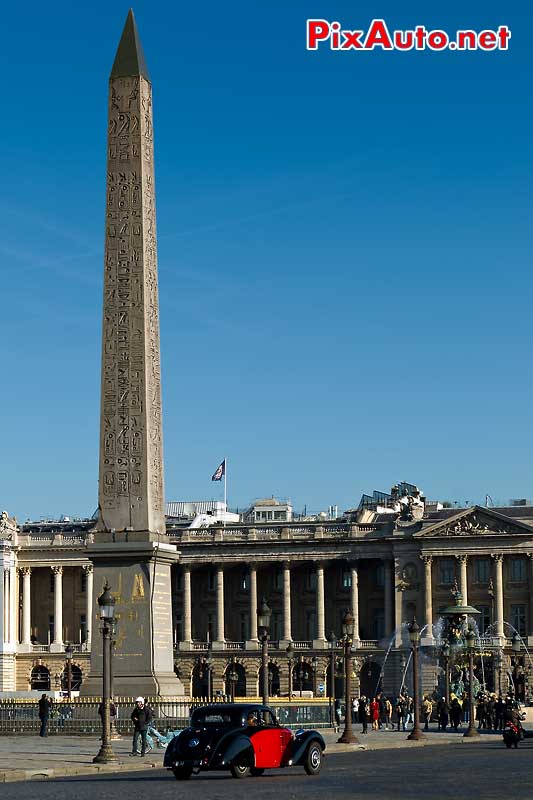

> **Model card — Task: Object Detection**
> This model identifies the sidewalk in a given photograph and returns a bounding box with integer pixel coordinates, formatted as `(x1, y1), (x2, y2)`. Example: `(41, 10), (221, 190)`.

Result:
(0, 727), (508, 783)
(0, 735), (164, 782)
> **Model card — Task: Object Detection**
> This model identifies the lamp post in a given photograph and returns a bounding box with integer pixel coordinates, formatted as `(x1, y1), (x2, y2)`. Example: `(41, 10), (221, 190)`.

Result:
(337, 610), (358, 744)
(463, 628), (480, 738)
(442, 642), (450, 704)
(65, 643), (73, 700)
(228, 657), (238, 702)
(407, 618), (425, 741)
(257, 597), (272, 705)
(328, 631), (337, 727)
(93, 582), (118, 763)
(312, 656), (318, 696)
(286, 643), (294, 701)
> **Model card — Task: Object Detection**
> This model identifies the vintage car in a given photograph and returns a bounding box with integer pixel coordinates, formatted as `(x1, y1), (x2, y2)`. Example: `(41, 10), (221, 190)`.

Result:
(163, 703), (326, 780)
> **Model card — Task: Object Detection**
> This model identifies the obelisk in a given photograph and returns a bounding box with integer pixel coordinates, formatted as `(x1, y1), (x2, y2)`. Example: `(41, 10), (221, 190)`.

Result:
(84, 10), (183, 697)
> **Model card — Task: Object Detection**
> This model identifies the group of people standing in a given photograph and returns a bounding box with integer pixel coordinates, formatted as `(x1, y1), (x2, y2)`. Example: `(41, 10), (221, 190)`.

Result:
(350, 692), (414, 733)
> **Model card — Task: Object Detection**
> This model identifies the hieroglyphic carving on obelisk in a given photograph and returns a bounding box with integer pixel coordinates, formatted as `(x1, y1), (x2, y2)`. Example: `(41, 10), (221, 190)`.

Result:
(96, 9), (165, 535)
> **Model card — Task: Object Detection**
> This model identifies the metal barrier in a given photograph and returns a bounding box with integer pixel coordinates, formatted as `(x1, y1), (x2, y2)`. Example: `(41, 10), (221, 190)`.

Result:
(0, 697), (332, 735)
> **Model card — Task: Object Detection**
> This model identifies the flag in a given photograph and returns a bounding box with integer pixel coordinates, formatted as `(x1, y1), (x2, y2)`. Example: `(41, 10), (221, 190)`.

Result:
(211, 459), (226, 481)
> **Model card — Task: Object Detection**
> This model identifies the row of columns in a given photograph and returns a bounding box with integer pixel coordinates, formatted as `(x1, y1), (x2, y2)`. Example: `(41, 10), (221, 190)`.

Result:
(180, 560), (396, 648)
(0, 560), (17, 650)
(421, 552), (510, 637)
(1, 564), (94, 652)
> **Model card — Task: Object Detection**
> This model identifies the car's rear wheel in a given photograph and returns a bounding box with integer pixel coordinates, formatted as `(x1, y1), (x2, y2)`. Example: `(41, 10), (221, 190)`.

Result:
(304, 742), (322, 775)
(172, 766), (194, 780)
(251, 767), (265, 776)
(230, 763), (251, 779)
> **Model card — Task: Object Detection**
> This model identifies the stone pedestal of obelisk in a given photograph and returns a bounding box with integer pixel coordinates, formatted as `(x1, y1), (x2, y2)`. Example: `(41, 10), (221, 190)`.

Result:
(83, 10), (183, 697)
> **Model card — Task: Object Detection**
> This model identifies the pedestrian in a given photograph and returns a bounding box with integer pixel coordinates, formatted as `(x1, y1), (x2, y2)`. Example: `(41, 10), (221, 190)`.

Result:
(370, 697), (380, 731)
(130, 696), (152, 756)
(495, 695), (505, 732)
(437, 697), (449, 731)
(450, 697), (462, 730)
(378, 693), (387, 729)
(352, 697), (358, 724)
(395, 695), (406, 732)
(334, 697), (341, 728)
(406, 696), (414, 727)
(38, 693), (52, 737)
(358, 695), (368, 734)
(422, 696), (433, 731)
(385, 696), (393, 730)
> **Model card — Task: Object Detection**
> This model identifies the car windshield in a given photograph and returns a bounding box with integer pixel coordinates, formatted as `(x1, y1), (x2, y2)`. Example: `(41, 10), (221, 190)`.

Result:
(190, 707), (245, 727)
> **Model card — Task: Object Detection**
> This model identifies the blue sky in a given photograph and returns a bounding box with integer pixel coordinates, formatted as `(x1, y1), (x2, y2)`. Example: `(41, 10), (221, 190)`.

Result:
(0, 1), (531, 521)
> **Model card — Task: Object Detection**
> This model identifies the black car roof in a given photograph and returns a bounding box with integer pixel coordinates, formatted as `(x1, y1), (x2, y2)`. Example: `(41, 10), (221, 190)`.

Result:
(192, 703), (267, 713)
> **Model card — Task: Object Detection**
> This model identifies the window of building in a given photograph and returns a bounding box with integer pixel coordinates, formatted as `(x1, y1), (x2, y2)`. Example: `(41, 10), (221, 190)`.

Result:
(174, 613), (183, 643)
(376, 564), (384, 587)
(274, 511), (285, 520)
(272, 612), (282, 641)
(306, 609), (316, 640)
(240, 571), (249, 592)
(306, 569), (317, 591)
(342, 570), (352, 590)
(274, 569), (282, 591)
(49, 615), (54, 643)
(475, 559), (490, 584)
(240, 613), (249, 641)
(207, 571), (215, 592)
(439, 559), (455, 585)
(80, 613), (87, 643)
(478, 606), (490, 635)
(510, 558), (526, 583)
(374, 610), (385, 640)
(511, 605), (527, 637)
(81, 571), (87, 593)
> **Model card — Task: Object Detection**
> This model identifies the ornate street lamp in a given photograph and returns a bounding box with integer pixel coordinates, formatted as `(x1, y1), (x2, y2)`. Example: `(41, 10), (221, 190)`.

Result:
(464, 628), (480, 738)
(337, 610), (359, 744)
(407, 618), (425, 741)
(312, 655), (319, 696)
(228, 656), (238, 702)
(286, 643), (294, 701)
(442, 641), (451, 704)
(257, 597), (272, 705)
(93, 582), (118, 763)
(327, 631), (337, 727)
(65, 642), (74, 700)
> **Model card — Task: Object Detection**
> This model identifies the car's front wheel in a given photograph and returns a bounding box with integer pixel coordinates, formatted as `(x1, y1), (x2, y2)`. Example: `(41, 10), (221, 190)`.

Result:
(172, 766), (193, 780)
(304, 742), (322, 775)
(230, 763), (251, 779)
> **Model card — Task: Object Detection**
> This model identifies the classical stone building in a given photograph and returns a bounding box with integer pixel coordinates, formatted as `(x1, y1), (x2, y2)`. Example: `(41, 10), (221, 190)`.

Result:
(2, 494), (533, 698)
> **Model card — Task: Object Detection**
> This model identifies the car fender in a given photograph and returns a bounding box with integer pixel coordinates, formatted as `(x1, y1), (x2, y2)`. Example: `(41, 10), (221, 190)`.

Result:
(163, 731), (183, 767)
(210, 732), (254, 768)
(291, 730), (326, 765)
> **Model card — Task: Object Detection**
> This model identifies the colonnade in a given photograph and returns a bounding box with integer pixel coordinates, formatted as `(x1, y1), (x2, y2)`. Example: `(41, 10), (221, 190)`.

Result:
(179, 560), (396, 647)
(0, 563), (94, 652)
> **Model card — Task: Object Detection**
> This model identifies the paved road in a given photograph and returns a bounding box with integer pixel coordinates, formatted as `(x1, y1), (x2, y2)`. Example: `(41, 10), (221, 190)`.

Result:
(3, 742), (533, 799)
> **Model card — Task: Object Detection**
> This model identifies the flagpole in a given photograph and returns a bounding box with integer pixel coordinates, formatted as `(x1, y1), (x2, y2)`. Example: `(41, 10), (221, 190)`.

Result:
(223, 458), (227, 528)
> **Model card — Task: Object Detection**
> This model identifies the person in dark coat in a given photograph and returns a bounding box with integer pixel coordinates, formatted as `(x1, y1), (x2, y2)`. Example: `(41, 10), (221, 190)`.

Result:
(38, 693), (52, 737)
(130, 697), (152, 756)
(358, 695), (368, 734)
(437, 698), (449, 731)
(450, 697), (462, 730)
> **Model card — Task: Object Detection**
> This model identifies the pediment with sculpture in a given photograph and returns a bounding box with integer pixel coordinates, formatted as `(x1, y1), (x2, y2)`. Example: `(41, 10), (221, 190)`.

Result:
(413, 506), (532, 538)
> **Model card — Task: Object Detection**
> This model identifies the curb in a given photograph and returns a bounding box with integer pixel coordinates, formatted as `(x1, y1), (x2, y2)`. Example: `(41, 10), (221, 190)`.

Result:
(0, 758), (163, 783)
